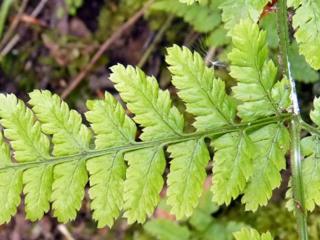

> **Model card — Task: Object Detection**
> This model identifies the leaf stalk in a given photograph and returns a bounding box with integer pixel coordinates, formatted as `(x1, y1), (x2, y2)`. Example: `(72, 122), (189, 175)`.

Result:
(277, 0), (309, 239)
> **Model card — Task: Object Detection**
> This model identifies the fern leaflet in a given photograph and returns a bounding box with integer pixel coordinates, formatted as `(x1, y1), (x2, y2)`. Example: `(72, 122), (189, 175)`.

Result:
(291, 0), (320, 70)
(233, 227), (273, 240)
(0, 94), (51, 221)
(29, 90), (91, 222)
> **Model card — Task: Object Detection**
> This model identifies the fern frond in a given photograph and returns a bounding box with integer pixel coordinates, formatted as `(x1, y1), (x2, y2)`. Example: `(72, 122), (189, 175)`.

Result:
(233, 227), (273, 240)
(242, 123), (290, 211)
(220, 0), (269, 31)
(229, 20), (287, 120)
(0, 39), (294, 227)
(211, 131), (254, 205)
(29, 90), (91, 222)
(85, 93), (136, 227)
(0, 132), (23, 223)
(166, 45), (236, 130)
(0, 94), (51, 221)
(166, 138), (210, 219)
(110, 64), (184, 141)
(292, 0), (320, 70)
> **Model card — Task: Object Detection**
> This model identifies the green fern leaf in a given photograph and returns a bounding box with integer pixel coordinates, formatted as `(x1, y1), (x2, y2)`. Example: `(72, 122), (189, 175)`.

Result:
(85, 93), (136, 227)
(310, 97), (320, 126)
(0, 132), (23, 223)
(292, 0), (320, 70)
(123, 147), (166, 223)
(166, 45), (236, 130)
(0, 94), (51, 221)
(29, 90), (91, 222)
(242, 123), (290, 211)
(166, 138), (210, 219)
(29, 90), (91, 155)
(110, 65), (184, 223)
(233, 227), (273, 240)
(297, 136), (320, 211)
(271, 77), (291, 111)
(229, 20), (284, 120)
(110, 64), (184, 141)
(220, 0), (269, 31)
(211, 131), (254, 205)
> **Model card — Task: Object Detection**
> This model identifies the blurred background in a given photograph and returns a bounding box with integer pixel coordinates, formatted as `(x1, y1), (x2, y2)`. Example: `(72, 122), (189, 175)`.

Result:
(0, 0), (320, 239)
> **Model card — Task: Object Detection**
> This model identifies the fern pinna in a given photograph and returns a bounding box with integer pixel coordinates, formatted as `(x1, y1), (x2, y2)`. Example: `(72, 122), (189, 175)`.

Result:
(0, 19), (312, 230)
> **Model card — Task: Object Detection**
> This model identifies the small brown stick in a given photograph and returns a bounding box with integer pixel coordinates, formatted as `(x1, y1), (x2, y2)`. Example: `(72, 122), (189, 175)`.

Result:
(0, 0), (48, 58)
(137, 14), (174, 68)
(0, 0), (29, 49)
(61, 0), (154, 99)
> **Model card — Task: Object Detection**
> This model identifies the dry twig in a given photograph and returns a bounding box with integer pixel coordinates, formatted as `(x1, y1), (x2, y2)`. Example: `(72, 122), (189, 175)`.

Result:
(61, 0), (154, 99)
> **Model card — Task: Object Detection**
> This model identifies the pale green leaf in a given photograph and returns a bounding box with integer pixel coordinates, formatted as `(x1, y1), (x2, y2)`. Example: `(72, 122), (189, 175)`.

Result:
(310, 97), (320, 126)
(242, 124), (290, 211)
(123, 147), (166, 223)
(298, 136), (320, 211)
(233, 227), (273, 240)
(85, 93), (136, 227)
(229, 20), (281, 120)
(110, 65), (185, 223)
(166, 45), (236, 130)
(110, 64), (184, 141)
(167, 138), (210, 219)
(0, 133), (22, 224)
(292, 0), (320, 70)
(0, 94), (50, 162)
(23, 166), (53, 220)
(51, 160), (88, 222)
(271, 77), (291, 112)
(220, 0), (269, 31)
(0, 94), (51, 221)
(211, 131), (254, 205)
(86, 92), (136, 148)
(29, 90), (91, 155)
(29, 90), (91, 222)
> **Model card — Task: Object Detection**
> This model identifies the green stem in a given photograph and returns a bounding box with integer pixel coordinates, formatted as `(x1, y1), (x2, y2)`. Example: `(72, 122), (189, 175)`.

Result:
(277, 0), (309, 239)
(0, 114), (291, 172)
(301, 121), (320, 136)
